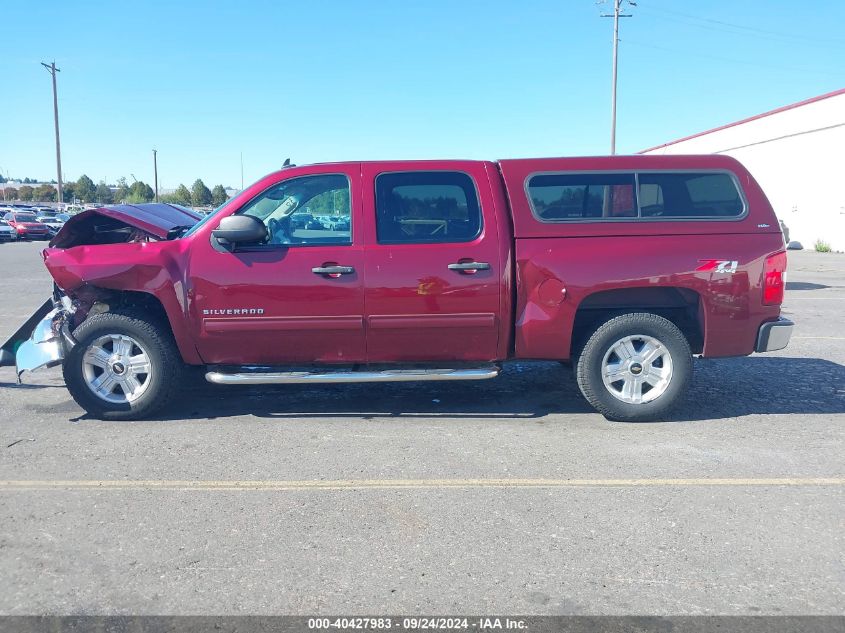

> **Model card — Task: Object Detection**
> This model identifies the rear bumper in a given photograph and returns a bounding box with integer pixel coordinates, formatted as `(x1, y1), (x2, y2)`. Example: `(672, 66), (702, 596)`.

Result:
(755, 317), (794, 353)
(17, 229), (49, 239)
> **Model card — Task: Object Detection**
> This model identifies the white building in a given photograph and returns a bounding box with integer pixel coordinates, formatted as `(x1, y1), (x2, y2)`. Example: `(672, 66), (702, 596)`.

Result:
(642, 88), (845, 252)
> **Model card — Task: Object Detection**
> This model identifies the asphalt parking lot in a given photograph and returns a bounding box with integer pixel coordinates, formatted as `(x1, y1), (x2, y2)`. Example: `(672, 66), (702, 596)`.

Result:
(0, 240), (842, 615)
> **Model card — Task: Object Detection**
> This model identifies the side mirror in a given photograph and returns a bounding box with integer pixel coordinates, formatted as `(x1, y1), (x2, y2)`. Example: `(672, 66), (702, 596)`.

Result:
(211, 215), (268, 246)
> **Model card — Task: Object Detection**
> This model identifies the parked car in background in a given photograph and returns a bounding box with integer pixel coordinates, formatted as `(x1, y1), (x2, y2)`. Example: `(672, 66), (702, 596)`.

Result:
(37, 216), (65, 236)
(290, 211), (314, 229)
(2, 212), (51, 240)
(0, 219), (17, 242)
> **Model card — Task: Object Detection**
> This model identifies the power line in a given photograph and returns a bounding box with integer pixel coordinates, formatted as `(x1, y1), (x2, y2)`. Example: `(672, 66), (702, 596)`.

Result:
(639, 4), (845, 49)
(625, 40), (841, 78)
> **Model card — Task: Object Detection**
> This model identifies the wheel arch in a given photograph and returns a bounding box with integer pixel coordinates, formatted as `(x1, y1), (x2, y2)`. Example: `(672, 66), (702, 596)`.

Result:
(70, 286), (202, 365)
(571, 286), (704, 357)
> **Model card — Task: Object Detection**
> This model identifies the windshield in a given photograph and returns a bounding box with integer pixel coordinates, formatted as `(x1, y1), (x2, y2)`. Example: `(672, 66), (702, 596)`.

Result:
(14, 214), (38, 222)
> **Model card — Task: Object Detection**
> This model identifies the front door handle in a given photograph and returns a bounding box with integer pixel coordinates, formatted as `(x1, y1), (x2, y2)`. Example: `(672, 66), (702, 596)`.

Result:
(448, 261), (491, 273)
(312, 265), (355, 277)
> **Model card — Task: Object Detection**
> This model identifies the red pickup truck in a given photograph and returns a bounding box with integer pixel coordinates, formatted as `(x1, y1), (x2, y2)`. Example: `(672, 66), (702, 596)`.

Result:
(1, 155), (792, 421)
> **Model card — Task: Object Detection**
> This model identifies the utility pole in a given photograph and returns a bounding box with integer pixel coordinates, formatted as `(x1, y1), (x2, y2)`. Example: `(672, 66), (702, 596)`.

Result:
(152, 149), (159, 202)
(601, 1), (634, 154)
(41, 61), (63, 203)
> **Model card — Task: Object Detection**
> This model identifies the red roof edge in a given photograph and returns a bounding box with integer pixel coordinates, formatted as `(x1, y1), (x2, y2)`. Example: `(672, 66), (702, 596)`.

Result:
(639, 87), (845, 154)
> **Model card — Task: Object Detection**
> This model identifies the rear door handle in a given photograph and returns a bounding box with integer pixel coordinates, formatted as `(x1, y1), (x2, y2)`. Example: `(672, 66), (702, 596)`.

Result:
(312, 265), (355, 276)
(448, 261), (491, 273)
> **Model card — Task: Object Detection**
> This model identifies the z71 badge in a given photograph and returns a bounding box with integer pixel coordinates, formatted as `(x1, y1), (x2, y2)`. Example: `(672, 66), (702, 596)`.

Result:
(696, 259), (739, 273)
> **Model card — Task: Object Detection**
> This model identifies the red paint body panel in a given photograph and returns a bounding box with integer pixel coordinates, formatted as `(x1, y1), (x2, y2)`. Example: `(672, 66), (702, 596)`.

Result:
(186, 163), (366, 364)
(43, 239), (203, 364)
(38, 155), (785, 367)
(360, 161), (503, 362)
(513, 233), (782, 360)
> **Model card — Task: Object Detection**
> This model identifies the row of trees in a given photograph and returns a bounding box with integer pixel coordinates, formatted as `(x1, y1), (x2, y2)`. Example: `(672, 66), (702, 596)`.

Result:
(2, 174), (229, 207)
(161, 180), (229, 207)
(2, 184), (59, 202)
(0, 175), (42, 184)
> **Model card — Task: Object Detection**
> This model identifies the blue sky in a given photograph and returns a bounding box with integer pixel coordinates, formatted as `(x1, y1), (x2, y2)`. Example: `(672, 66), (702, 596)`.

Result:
(1, 0), (843, 191)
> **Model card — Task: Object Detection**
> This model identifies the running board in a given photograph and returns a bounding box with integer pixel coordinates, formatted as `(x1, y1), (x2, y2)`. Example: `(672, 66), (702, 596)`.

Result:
(205, 366), (500, 385)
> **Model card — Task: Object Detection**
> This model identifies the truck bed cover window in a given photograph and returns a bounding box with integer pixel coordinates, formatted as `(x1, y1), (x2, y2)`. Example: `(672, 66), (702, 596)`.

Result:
(527, 173), (637, 221)
(526, 171), (745, 222)
(638, 172), (745, 218)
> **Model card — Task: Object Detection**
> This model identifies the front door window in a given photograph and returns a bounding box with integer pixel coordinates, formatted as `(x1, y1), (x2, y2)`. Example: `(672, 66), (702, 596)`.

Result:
(240, 174), (352, 246)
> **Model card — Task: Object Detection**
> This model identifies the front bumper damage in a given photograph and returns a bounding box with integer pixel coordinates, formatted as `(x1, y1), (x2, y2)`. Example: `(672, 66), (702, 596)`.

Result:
(0, 297), (75, 381)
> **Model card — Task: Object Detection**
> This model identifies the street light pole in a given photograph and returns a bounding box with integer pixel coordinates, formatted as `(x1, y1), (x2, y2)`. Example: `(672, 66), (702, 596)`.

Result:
(41, 61), (63, 203)
(602, 1), (634, 155)
(152, 149), (159, 202)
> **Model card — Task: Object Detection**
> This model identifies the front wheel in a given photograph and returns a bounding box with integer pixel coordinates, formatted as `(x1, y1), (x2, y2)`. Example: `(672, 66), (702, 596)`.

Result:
(575, 313), (692, 422)
(63, 310), (183, 420)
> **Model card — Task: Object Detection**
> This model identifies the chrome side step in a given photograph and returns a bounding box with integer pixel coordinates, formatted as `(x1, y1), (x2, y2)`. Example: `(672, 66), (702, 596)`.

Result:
(205, 365), (500, 385)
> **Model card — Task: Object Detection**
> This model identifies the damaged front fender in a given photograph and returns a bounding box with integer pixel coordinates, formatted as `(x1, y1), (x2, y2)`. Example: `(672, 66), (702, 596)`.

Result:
(1, 202), (206, 374)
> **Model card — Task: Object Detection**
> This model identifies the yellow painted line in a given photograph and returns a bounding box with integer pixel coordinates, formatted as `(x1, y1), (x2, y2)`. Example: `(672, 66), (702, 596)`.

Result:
(0, 478), (842, 491)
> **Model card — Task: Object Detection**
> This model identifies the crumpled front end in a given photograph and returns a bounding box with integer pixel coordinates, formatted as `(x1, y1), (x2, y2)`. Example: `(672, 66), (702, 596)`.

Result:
(1, 202), (204, 378)
(0, 294), (76, 380)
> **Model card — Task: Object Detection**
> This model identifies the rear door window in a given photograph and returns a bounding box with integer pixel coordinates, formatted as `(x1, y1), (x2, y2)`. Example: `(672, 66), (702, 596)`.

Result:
(527, 173), (637, 221)
(638, 172), (744, 218)
(375, 171), (482, 243)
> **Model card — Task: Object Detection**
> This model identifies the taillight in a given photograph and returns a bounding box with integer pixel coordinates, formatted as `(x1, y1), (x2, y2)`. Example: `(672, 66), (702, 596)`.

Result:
(763, 251), (787, 305)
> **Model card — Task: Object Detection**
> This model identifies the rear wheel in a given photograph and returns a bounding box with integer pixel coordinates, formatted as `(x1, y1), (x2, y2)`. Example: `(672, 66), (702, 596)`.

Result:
(575, 313), (692, 422)
(63, 310), (183, 420)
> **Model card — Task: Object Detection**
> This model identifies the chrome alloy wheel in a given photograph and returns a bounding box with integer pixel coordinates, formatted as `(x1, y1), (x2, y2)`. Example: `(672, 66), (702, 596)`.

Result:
(601, 334), (673, 404)
(81, 334), (152, 404)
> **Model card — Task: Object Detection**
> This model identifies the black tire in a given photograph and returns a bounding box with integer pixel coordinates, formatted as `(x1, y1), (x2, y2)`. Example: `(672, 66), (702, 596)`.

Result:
(575, 313), (692, 422)
(63, 310), (184, 420)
